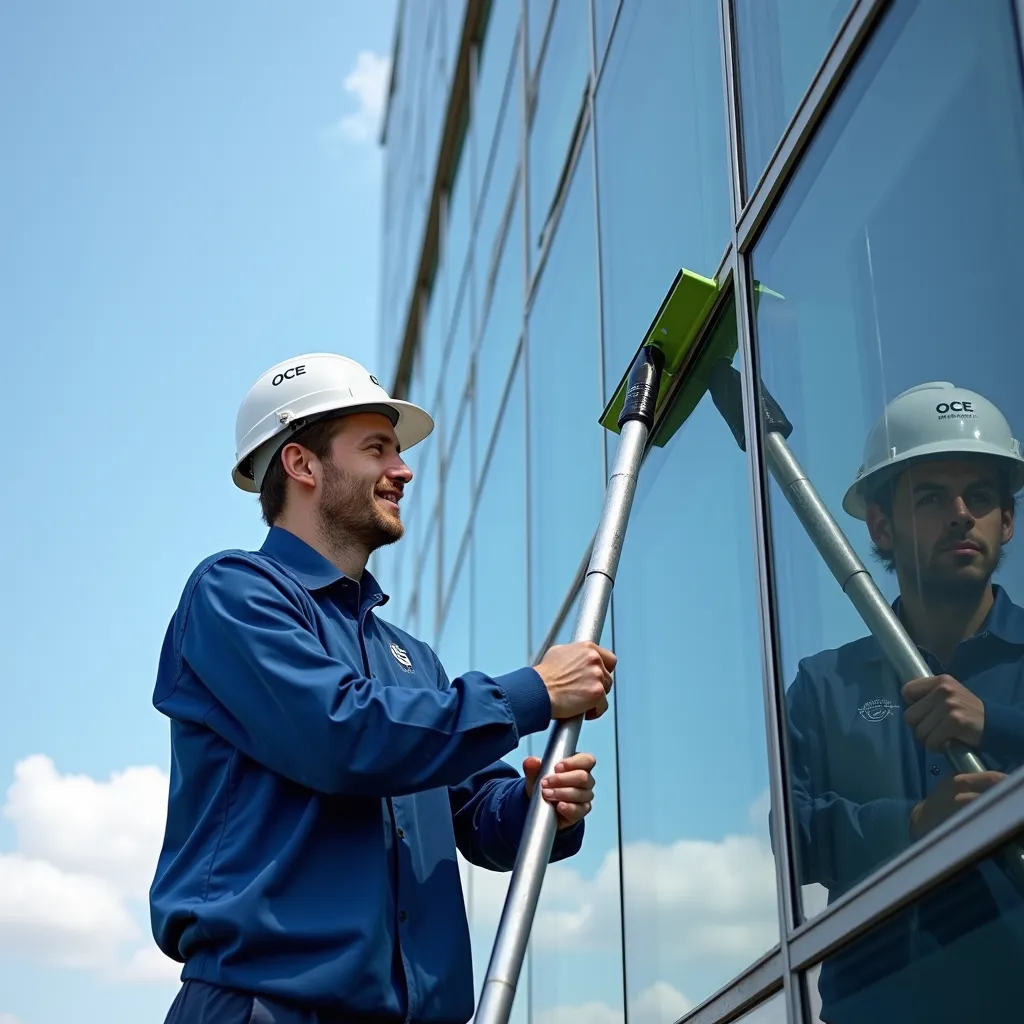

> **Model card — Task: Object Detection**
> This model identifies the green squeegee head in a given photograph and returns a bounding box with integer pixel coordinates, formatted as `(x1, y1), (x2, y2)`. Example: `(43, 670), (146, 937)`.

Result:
(600, 271), (787, 448)
(599, 268), (719, 438)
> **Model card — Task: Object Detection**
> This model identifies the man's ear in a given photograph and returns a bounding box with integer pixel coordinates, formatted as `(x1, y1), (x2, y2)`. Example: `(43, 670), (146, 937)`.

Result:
(866, 502), (894, 559)
(1003, 505), (1015, 546)
(280, 442), (318, 493)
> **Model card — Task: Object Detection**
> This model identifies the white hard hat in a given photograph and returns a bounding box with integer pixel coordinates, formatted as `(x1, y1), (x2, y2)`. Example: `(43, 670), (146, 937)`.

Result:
(842, 381), (1024, 520)
(232, 352), (434, 493)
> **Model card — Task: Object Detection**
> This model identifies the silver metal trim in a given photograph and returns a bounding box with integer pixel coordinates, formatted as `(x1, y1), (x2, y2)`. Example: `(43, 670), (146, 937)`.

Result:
(527, 0), (558, 110)
(789, 766), (1024, 971)
(593, 0), (622, 88)
(720, 0), (745, 221)
(736, 0), (889, 253)
(714, 241), (735, 287)
(676, 947), (784, 1024)
(720, 0), (802, 984)
(735, 252), (805, 1024)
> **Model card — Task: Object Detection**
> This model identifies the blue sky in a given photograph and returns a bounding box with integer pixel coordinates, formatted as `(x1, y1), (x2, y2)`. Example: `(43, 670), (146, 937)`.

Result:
(0, 4), (395, 1021)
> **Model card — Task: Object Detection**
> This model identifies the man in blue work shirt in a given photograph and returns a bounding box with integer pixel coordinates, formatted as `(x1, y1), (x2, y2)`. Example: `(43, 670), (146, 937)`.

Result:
(149, 353), (617, 1023)
(785, 382), (1024, 1022)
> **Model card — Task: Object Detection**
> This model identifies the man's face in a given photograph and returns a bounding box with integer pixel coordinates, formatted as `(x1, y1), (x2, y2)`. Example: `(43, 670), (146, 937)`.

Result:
(315, 412), (413, 553)
(867, 459), (1014, 597)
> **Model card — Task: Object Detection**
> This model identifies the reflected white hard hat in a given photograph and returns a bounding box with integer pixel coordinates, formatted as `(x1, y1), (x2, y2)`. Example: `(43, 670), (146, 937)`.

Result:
(232, 353), (434, 493)
(842, 381), (1024, 520)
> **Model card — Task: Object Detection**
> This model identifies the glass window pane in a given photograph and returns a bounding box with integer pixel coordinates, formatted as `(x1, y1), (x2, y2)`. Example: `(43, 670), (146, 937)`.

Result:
(442, 397), (472, 595)
(407, 411), (439, 569)
(805, 830), (1024, 1023)
(594, 0), (619, 69)
(370, 542), (395, 607)
(735, 0), (851, 194)
(475, 361), (529, 675)
(445, 116), (475, 326)
(404, 584), (420, 639)
(750, 0), (1024, 925)
(420, 522), (439, 648)
(468, 362), (531, 1024)
(399, 483), (423, 599)
(423, 258), (449, 409)
(527, 0), (590, 251)
(477, 197), (524, 460)
(437, 552), (471, 685)
(739, 991), (786, 1024)
(595, 0), (731, 402)
(616, 300), (780, 1014)
(424, 5), (447, 178)
(474, 35), (521, 312)
(527, 129), (602, 650)
(444, 268), (475, 437)
(475, 0), (520, 177)
(528, 592), (622, 1023)
(526, 0), (551, 78)
(443, 0), (468, 80)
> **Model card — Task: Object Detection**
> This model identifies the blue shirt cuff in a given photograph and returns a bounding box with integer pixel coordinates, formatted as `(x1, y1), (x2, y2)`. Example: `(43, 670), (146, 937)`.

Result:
(551, 817), (585, 860)
(495, 667), (551, 738)
(981, 702), (1024, 766)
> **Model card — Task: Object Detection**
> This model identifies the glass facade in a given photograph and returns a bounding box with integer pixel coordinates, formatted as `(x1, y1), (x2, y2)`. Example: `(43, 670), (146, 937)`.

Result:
(375, 1), (1024, 1021)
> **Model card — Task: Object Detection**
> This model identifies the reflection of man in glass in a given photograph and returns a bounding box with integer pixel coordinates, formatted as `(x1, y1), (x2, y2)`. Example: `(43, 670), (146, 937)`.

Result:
(785, 382), (1024, 1021)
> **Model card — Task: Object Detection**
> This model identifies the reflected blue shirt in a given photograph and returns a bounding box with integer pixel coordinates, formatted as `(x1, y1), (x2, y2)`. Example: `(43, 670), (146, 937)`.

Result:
(148, 526), (583, 1022)
(788, 584), (1024, 1017)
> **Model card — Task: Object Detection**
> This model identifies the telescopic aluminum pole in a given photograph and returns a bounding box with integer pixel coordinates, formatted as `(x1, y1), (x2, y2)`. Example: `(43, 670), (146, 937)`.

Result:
(474, 345), (666, 1024)
(708, 359), (1024, 892)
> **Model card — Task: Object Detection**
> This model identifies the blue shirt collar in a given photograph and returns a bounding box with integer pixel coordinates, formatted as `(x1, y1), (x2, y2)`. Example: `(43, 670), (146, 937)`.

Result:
(977, 584), (1024, 645)
(259, 526), (388, 605)
(886, 582), (1024, 655)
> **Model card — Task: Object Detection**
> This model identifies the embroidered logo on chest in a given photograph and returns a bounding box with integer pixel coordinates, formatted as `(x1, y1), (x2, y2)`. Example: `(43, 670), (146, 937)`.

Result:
(390, 642), (414, 673)
(857, 698), (899, 722)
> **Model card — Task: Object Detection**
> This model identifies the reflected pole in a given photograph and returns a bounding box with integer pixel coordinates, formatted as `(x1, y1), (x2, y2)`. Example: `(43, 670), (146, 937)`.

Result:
(708, 358), (1024, 892)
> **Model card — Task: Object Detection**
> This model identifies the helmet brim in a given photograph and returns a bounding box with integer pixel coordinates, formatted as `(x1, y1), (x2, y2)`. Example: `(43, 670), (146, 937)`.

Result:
(842, 443), (1024, 520)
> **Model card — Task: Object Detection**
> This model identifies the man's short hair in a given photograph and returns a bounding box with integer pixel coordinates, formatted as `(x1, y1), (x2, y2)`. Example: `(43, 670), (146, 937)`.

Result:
(869, 463), (1019, 572)
(259, 417), (343, 525)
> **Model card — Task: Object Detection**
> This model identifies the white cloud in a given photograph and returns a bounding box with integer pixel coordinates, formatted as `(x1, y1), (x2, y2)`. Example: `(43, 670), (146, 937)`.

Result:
(333, 50), (391, 145)
(0, 755), (178, 983)
(0, 1014), (24, 1024)
(467, 820), (780, 967)
(0, 853), (138, 968)
(534, 998), (623, 1024)
(6, 755), (169, 899)
(631, 981), (693, 1024)
(114, 943), (183, 984)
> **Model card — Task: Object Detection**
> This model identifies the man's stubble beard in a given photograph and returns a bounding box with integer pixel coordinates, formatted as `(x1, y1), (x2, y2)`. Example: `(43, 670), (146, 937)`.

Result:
(896, 534), (1004, 605)
(316, 459), (404, 556)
